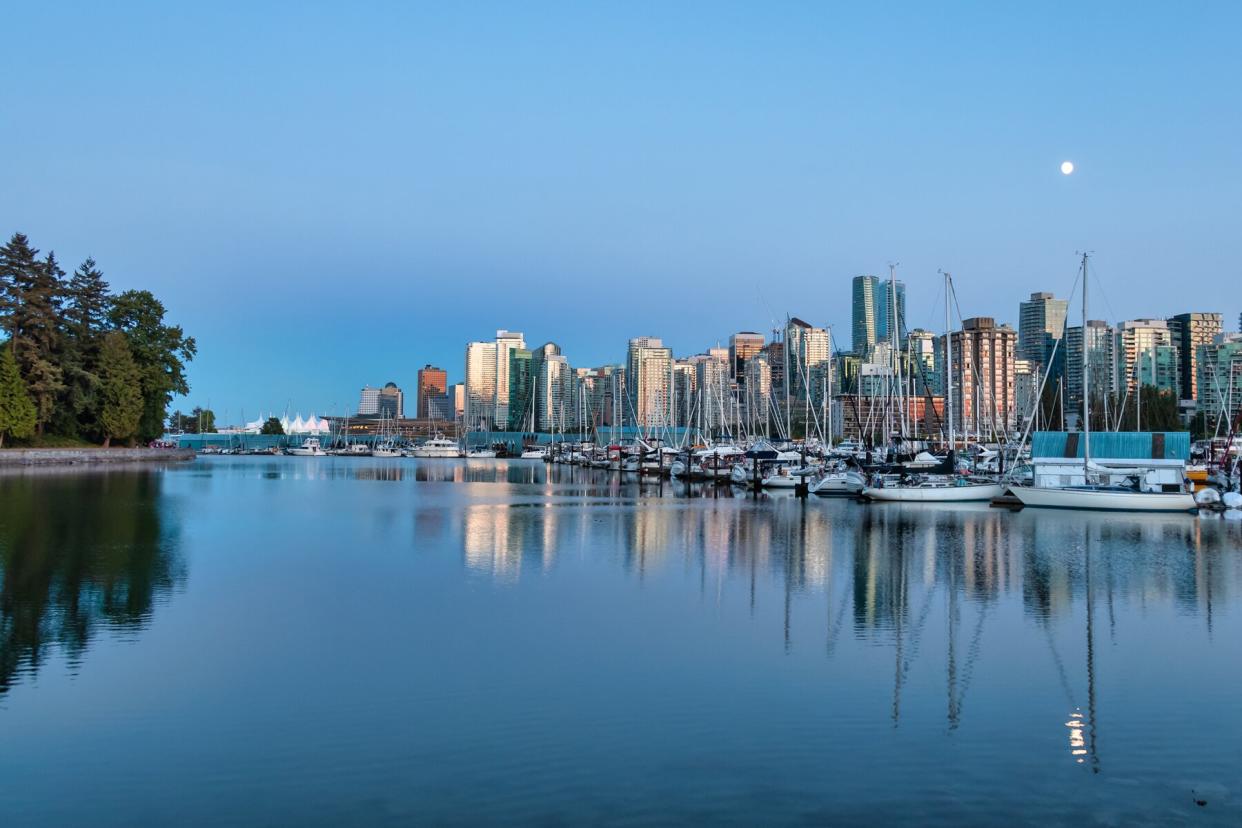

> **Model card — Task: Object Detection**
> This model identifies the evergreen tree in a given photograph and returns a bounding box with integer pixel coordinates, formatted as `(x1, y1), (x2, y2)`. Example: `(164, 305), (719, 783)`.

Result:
(108, 290), (196, 443)
(0, 340), (37, 448)
(260, 417), (284, 435)
(98, 331), (143, 448)
(59, 257), (112, 437)
(0, 236), (66, 433)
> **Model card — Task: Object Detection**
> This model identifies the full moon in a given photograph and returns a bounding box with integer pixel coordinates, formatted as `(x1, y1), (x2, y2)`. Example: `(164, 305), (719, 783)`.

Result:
(1060, 160), (1075, 175)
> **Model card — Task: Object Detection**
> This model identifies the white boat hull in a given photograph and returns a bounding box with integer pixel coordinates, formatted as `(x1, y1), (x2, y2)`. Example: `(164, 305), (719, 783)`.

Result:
(864, 483), (1004, 502)
(1011, 486), (1197, 513)
(810, 472), (866, 496)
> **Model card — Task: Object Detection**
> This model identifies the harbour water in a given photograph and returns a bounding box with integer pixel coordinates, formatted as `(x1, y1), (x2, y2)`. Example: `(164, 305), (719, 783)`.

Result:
(2, 457), (1240, 825)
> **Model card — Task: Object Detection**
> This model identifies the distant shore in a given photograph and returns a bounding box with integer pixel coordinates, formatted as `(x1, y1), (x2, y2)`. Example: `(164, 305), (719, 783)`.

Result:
(0, 447), (196, 467)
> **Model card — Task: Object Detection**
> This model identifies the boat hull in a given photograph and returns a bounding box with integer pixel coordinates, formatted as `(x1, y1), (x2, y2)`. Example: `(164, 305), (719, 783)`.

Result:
(863, 483), (1004, 502)
(1011, 486), (1197, 512)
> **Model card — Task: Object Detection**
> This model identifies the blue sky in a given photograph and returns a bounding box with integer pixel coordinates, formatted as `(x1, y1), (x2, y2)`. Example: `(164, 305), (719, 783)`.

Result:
(2, 2), (1239, 422)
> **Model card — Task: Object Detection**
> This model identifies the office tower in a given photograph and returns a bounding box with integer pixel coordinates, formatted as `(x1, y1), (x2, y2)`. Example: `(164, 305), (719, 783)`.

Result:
(1115, 319), (1177, 394)
(742, 354), (771, 430)
(1168, 312), (1222, 401)
(852, 275), (880, 355)
(673, 359), (698, 428)
(1065, 321), (1117, 417)
(941, 317), (1018, 435)
(876, 278), (907, 344)
(1195, 333), (1242, 426)
(464, 340), (498, 431)
(358, 385), (381, 416)
(626, 337), (673, 430)
(695, 347), (731, 434)
(1018, 292), (1069, 379)
(729, 331), (765, 380)
(537, 353), (573, 432)
(452, 383), (465, 419)
(908, 328), (937, 394)
(416, 365), (448, 418)
(506, 348), (535, 430)
(377, 382), (404, 418)
(492, 330), (526, 429)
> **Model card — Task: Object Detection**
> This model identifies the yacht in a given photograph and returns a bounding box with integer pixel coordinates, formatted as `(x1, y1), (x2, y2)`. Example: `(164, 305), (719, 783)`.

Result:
(287, 437), (326, 457)
(408, 436), (463, 458)
(809, 462), (867, 496)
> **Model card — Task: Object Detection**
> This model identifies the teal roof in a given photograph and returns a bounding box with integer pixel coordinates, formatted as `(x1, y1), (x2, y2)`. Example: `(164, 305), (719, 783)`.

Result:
(1031, 431), (1190, 461)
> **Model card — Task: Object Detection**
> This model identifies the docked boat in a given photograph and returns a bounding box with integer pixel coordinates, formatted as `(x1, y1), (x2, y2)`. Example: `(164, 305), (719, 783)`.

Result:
(1011, 484), (1195, 512)
(808, 463), (867, 496)
(864, 476), (1004, 502)
(287, 437), (326, 457)
(408, 436), (463, 458)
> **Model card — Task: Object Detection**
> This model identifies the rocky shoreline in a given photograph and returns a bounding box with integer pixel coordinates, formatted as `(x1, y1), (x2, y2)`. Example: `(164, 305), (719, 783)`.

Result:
(0, 447), (196, 467)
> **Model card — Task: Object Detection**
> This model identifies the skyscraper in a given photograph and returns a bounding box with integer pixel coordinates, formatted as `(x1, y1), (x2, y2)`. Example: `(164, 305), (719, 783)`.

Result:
(377, 382), (404, 418)
(728, 331), (764, 380)
(941, 317), (1018, 435)
(1065, 320), (1117, 417)
(1195, 333), (1242, 427)
(1115, 319), (1176, 394)
(464, 340), (498, 431)
(851, 275), (879, 356)
(626, 337), (673, 430)
(416, 365), (448, 418)
(784, 317), (830, 401)
(1018, 292), (1069, 379)
(358, 385), (381, 416)
(1168, 312), (1222, 401)
(876, 278), (906, 344)
(492, 330), (526, 428)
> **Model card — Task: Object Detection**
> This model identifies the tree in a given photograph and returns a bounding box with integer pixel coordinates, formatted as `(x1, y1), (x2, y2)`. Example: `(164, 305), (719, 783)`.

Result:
(108, 290), (196, 443)
(168, 409), (197, 433)
(260, 417), (284, 435)
(0, 340), (37, 448)
(58, 257), (112, 438)
(0, 236), (65, 433)
(190, 406), (216, 433)
(98, 331), (143, 448)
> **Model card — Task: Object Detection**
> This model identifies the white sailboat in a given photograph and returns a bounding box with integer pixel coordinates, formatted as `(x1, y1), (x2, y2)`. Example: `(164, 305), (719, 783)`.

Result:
(1011, 254), (1196, 513)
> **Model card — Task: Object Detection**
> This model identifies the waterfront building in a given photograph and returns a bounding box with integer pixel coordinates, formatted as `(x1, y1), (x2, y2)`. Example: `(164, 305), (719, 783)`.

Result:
(1018, 292), (1069, 380)
(908, 328), (938, 394)
(537, 352), (573, 432)
(851, 275), (880, 355)
(742, 353), (771, 431)
(581, 365), (623, 427)
(1065, 320), (1117, 416)
(942, 317), (1018, 437)
(626, 337), (674, 431)
(358, 385), (381, 416)
(1116, 319), (1176, 395)
(464, 340), (498, 431)
(1168, 312), (1222, 401)
(1195, 333), (1242, 427)
(452, 383), (465, 419)
(728, 331), (765, 381)
(506, 348), (536, 431)
(876, 278), (906, 344)
(696, 347), (732, 434)
(1135, 344), (1180, 396)
(673, 359), (698, 429)
(765, 340), (786, 402)
(424, 392), (455, 421)
(416, 365), (448, 419)
(1014, 359), (1042, 429)
(493, 330), (526, 429)
(377, 382), (404, 418)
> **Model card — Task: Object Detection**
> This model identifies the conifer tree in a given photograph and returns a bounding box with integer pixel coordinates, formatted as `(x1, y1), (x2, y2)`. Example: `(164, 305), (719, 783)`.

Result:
(0, 340), (37, 448)
(0, 237), (65, 433)
(98, 331), (143, 448)
(59, 257), (113, 437)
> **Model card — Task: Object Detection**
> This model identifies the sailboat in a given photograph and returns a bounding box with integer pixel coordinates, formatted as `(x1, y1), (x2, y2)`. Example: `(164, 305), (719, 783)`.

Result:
(1011, 254), (1196, 513)
(863, 270), (1004, 503)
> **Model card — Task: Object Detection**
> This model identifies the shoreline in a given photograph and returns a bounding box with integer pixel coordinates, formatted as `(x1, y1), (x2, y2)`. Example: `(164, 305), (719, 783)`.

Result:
(0, 447), (197, 467)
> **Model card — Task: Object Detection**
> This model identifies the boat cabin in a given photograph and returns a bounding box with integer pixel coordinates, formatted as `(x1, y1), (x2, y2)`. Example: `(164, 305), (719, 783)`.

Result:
(1030, 431), (1189, 493)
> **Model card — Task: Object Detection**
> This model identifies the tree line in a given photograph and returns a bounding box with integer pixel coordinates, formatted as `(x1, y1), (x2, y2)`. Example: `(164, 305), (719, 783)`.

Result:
(0, 233), (195, 448)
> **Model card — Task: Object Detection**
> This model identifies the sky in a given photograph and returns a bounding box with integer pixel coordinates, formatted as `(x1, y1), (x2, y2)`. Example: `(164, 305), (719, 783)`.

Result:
(2, 1), (1239, 422)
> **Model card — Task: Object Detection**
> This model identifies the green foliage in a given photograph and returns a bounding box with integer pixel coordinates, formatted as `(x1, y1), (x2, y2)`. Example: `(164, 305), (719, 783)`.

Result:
(168, 407), (216, 434)
(58, 257), (112, 438)
(0, 340), (37, 447)
(260, 416), (284, 435)
(99, 331), (144, 447)
(0, 236), (65, 433)
(109, 290), (197, 443)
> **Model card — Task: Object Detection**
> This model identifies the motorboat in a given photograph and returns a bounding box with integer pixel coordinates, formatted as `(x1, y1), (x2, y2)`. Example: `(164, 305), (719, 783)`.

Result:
(408, 436), (463, 458)
(286, 437), (326, 457)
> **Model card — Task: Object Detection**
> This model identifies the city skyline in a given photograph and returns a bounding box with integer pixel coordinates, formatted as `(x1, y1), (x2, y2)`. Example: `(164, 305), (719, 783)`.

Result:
(3, 4), (1239, 418)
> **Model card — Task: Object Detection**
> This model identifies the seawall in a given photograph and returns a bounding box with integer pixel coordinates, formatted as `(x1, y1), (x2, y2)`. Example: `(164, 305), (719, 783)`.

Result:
(0, 447), (197, 467)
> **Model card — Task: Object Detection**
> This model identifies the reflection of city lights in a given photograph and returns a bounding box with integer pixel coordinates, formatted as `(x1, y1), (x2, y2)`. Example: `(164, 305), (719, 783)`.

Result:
(1065, 709), (1088, 764)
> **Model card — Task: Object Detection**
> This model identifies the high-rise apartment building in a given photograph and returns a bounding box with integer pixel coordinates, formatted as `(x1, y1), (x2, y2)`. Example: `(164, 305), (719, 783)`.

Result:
(1195, 333), (1242, 426)
(1065, 320), (1117, 416)
(876, 278), (906, 344)
(416, 365), (448, 419)
(537, 353), (573, 432)
(1018, 292), (1069, 379)
(1115, 319), (1176, 394)
(852, 275), (880, 356)
(464, 340), (498, 431)
(728, 331), (765, 380)
(626, 337), (673, 430)
(941, 317), (1017, 435)
(785, 317), (831, 401)
(492, 330), (526, 429)
(742, 354), (771, 428)
(695, 347), (731, 434)
(908, 328), (938, 394)
(1168, 312), (1222, 401)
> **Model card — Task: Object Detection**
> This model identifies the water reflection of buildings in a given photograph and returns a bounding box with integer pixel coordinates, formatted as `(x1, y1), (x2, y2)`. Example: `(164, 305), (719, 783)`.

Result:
(0, 472), (184, 696)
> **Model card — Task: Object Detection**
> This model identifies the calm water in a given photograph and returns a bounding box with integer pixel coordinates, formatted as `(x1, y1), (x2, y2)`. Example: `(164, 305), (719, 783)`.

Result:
(1, 457), (1241, 826)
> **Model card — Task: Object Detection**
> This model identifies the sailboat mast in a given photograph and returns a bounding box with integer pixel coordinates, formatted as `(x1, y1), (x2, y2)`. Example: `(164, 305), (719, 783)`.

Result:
(944, 271), (954, 450)
(1081, 253), (1091, 476)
